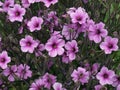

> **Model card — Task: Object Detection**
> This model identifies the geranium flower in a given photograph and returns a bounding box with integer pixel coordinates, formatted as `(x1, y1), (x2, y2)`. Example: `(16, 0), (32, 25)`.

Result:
(3, 65), (17, 81)
(41, 0), (58, 7)
(27, 16), (43, 32)
(3, 0), (14, 12)
(96, 66), (115, 85)
(42, 73), (56, 89)
(53, 82), (66, 90)
(8, 4), (26, 22)
(16, 64), (32, 80)
(45, 37), (65, 57)
(71, 67), (89, 85)
(100, 36), (118, 54)
(88, 22), (108, 43)
(65, 40), (78, 60)
(70, 7), (88, 24)
(19, 35), (38, 53)
(0, 51), (11, 69)
(29, 78), (44, 90)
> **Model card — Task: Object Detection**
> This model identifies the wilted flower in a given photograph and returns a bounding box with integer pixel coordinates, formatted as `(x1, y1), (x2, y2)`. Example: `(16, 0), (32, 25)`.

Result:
(96, 66), (115, 85)
(65, 40), (78, 61)
(35, 40), (45, 57)
(29, 78), (44, 90)
(62, 24), (78, 40)
(100, 36), (118, 54)
(88, 22), (108, 43)
(16, 64), (32, 80)
(0, 51), (11, 69)
(27, 16), (43, 32)
(19, 35), (38, 53)
(3, 65), (17, 81)
(8, 4), (26, 22)
(42, 73), (56, 89)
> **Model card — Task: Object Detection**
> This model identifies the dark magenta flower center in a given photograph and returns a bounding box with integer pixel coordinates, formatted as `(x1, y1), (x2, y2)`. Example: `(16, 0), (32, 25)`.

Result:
(52, 43), (57, 49)
(103, 73), (108, 79)
(72, 47), (76, 52)
(34, 22), (39, 28)
(5, 2), (10, 7)
(76, 16), (82, 21)
(0, 58), (6, 63)
(26, 41), (32, 46)
(15, 11), (21, 16)
(108, 43), (113, 49)
(117, 76), (120, 81)
(96, 29), (101, 35)
(78, 73), (84, 80)
(48, 0), (53, 2)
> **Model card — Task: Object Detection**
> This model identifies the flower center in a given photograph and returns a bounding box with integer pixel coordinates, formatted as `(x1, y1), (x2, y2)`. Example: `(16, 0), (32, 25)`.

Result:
(52, 43), (57, 49)
(15, 11), (20, 16)
(76, 16), (82, 21)
(48, 0), (53, 2)
(108, 43), (113, 49)
(103, 73), (108, 79)
(0, 58), (6, 63)
(72, 47), (76, 52)
(26, 41), (32, 46)
(78, 73), (83, 80)
(5, 2), (10, 7)
(96, 29), (101, 34)
(117, 76), (120, 81)
(34, 22), (39, 28)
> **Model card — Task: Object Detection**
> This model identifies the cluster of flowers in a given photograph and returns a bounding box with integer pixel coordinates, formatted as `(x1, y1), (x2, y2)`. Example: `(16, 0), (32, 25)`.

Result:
(0, 0), (119, 90)
(29, 73), (66, 90)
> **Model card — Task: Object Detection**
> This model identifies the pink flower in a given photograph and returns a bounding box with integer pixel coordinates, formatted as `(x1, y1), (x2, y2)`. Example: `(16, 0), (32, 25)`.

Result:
(27, 16), (43, 32)
(0, 51), (11, 69)
(45, 37), (65, 57)
(20, 35), (38, 53)
(21, 0), (30, 8)
(29, 78), (44, 90)
(53, 82), (66, 90)
(88, 22), (108, 43)
(28, 0), (41, 3)
(100, 36), (118, 54)
(41, 0), (58, 7)
(3, 65), (17, 82)
(3, 0), (14, 12)
(65, 40), (78, 61)
(16, 64), (32, 80)
(96, 66), (115, 85)
(112, 75), (120, 87)
(0, 1), (3, 12)
(62, 24), (78, 40)
(70, 7), (88, 24)
(71, 67), (89, 85)
(67, 7), (76, 15)
(117, 85), (120, 90)
(42, 73), (56, 89)
(94, 85), (107, 90)
(8, 4), (26, 22)
(35, 40), (45, 57)
(62, 51), (70, 64)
